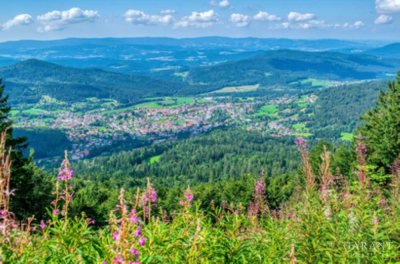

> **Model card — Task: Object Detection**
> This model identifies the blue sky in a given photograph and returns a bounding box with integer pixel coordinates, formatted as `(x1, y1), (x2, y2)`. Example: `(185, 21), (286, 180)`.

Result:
(0, 0), (399, 41)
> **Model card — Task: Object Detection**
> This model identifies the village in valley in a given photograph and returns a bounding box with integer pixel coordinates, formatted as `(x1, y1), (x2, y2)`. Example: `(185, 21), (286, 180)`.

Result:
(11, 92), (318, 160)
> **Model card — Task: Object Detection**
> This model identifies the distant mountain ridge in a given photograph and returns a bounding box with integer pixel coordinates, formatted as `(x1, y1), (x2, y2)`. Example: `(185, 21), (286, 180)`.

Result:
(0, 59), (183, 104)
(186, 49), (398, 89)
(365, 43), (400, 59)
(0, 37), (383, 51)
(0, 37), (394, 78)
(1, 47), (399, 104)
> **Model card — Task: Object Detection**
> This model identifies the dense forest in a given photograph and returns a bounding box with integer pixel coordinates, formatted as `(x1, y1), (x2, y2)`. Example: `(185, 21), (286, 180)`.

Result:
(187, 50), (397, 89)
(0, 60), (184, 104)
(308, 80), (387, 139)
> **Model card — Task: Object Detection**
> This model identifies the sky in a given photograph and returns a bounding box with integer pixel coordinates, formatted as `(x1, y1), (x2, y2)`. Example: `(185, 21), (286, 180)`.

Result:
(0, 0), (399, 41)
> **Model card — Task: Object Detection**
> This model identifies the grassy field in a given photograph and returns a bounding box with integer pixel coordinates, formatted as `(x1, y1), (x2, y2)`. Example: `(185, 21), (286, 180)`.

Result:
(255, 105), (278, 117)
(134, 97), (196, 110)
(19, 108), (49, 116)
(296, 96), (310, 108)
(294, 132), (313, 137)
(174, 71), (189, 79)
(298, 78), (337, 87)
(210, 84), (260, 94)
(340, 132), (354, 141)
(148, 155), (161, 164)
(293, 123), (306, 131)
(291, 78), (337, 88)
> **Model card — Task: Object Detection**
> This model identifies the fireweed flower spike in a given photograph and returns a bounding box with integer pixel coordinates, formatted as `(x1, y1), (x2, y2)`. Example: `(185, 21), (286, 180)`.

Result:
(54, 151), (75, 221)
(295, 137), (315, 191)
(130, 247), (139, 258)
(294, 137), (306, 148)
(52, 209), (59, 216)
(113, 256), (123, 263)
(112, 232), (120, 241)
(134, 227), (142, 238)
(248, 170), (269, 218)
(139, 237), (146, 246)
(39, 220), (46, 230)
(0, 131), (13, 237)
(129, 209), (139, 224)
(142, 179), (157, 221)
(356, 135), (369, 190)
(57, 152), (74, 181)
(184, 186), (194, 203)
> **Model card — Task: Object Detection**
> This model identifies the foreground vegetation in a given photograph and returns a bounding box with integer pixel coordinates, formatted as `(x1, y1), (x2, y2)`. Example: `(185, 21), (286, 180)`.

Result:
(0, 130), (399, 263)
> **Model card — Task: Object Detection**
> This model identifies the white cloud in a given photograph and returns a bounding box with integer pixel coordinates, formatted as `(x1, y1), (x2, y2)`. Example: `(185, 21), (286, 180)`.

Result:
(230, 13), (250, 27)
(210, 0), (230, 8)
(219, 0), (230, 8)
(1, 14), (33, 30)
(124, 10), (174, 26)
(374, 14), (393, 24)
(254, 11), (281, 22)
(376, 0), (400, 13)
(342, 20), (365, 29)
(281, 22), (290, 29)
(281, 19), (364, 30)
(288, 12), (316, 22)
(281, 19), (326, 30)
(299, 20), (326, 29)
(175, 10), (218, 28)
(160, 9), (176, 15)
(37, 7), (99, 32)
(353, 21), (365, 29)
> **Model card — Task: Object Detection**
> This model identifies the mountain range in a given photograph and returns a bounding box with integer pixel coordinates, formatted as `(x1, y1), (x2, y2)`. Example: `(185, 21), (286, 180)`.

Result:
(1, 46), (398, 105)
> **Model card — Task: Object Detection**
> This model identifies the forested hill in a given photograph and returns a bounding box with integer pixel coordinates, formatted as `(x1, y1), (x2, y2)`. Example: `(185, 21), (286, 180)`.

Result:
(0, 59), (184, 104)
(74, 129), (299, 186)
(365, 43), (400, 59)
(186, 50), (397, 88)
(309, 80), (387, 139)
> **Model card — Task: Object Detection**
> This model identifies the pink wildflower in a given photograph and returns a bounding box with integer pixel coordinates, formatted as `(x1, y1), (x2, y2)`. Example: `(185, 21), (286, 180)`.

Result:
(143, 206), (149, 216)
(139, 237), (146, 246)
(113, 256), (123, 263)
(39, 220), (46, 230)
(255, 178), (265, 196)
(134, 227), (142, 238)
(294, 137), (306, 147)
(129, 209), (139, 224)
(150, 188), (157, 203)
(130, 247), (139, 258)
(143, 180), (157, 204)
(184, 189), (194, 202)
(112, 232), (120, 241)
(58, 167), (74, 181)
(52, 209), (59, 216)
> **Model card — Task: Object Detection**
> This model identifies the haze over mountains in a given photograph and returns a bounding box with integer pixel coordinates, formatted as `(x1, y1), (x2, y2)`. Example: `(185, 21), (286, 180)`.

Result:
(0, 37), (399, 106)
(0, 37), (398, 75)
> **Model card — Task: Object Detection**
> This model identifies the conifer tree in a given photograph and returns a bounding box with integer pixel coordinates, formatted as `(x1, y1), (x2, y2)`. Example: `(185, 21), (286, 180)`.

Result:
(359, 72), (400, 172)
(0, 79), (54, 219)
